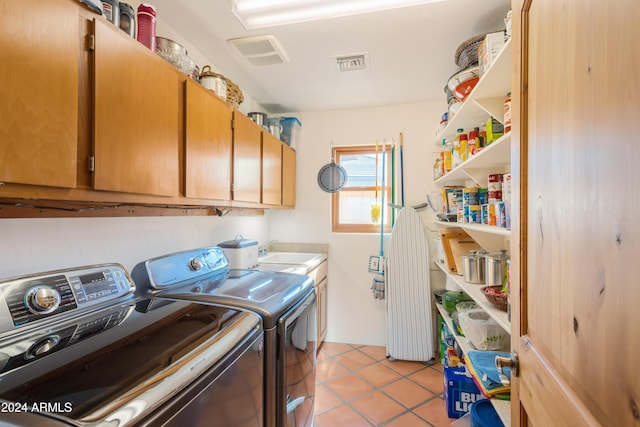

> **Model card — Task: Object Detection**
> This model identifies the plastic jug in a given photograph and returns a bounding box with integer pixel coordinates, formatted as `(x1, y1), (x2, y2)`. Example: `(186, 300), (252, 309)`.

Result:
(136, 3), (157, 51)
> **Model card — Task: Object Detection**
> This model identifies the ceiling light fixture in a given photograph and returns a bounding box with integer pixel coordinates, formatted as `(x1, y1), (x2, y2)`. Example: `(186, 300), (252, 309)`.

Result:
(231, 0), (448, 29)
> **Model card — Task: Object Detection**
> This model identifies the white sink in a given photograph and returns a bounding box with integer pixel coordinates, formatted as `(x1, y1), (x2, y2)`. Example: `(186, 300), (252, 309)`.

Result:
(258, 252), (324, 266)
(253, 263), (308, 274)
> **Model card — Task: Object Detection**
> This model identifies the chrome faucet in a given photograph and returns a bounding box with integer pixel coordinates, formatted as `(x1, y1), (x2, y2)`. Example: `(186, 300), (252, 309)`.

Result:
(258, 240), (278, 257)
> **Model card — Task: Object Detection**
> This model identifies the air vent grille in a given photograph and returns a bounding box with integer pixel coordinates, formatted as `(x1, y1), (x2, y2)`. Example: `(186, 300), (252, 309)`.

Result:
(336, 53), (368, 71)
(228, 35), (289, 66)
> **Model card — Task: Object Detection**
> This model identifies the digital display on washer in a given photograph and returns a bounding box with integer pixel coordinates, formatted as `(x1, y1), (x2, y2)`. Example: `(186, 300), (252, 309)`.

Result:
(79, 272), (106, 285)
(79, 271), (113, 296)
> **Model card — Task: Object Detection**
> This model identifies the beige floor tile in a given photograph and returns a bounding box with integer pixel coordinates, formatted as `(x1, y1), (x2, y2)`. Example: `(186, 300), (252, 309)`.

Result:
(381, 378), (434, 409)
(315, 344), (454, 427)
(325, 373), (375, 401)
(384, 412), (434, 427)
(355, 363), (402, 388)
(413, 397), (457, 427)
(334, 349), (376, 370)
(316, 358), (349, 383)
(318, 342), (354, 357)
(358, 345), (388, 361)
(382, 359), (429, 376)
(314, 384), (342, 414)
(314, 404), (372, 427)
(350, 390), (406, 426)
(408, 367), (446, 394)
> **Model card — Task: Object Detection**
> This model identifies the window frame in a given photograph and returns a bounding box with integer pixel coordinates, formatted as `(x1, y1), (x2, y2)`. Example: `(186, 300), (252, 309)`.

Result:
(331, 144), (392, 233)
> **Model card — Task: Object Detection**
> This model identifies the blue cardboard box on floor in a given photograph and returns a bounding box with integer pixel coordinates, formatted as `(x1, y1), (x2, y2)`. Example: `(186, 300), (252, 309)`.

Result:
(444, 366), (484, 418)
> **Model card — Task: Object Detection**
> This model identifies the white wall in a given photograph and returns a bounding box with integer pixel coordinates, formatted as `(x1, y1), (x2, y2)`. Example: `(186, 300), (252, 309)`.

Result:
(0, 215), (269, 279)
(269, 102), (446, 346)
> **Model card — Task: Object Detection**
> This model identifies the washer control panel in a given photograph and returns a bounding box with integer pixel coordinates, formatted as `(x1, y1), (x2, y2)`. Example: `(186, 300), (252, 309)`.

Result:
(0, 264), (135, 334)
(0, 304), (134, 375)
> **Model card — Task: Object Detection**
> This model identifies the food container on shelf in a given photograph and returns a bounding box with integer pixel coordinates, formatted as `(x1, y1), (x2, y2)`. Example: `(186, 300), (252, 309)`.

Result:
(199, 65), (228, 99)
(442, 291), (473, 314)
(485, 250), (509, 287)
(101, 0), (120, 27)
(119, 2), (135, 37)
(267, 117), (282, 139)
(217, 235), (258, 269)
(155, 37), (196, 76)
(470, 399), (506, 427)
(455, 301), (478, 313)
(280, 117), (301, 148)
(458, 308), (510, 350)
(248, 112), (267, 126)
(481, 285), (508, 312)
(433, 288), (447, 305)
(136, 3), (157, 51)
(462, 250), (488, 283)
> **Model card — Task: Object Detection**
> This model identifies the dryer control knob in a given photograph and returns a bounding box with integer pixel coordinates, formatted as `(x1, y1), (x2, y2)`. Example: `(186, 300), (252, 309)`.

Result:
(25, 286), (61, 314)
(188, 257), (203, 271)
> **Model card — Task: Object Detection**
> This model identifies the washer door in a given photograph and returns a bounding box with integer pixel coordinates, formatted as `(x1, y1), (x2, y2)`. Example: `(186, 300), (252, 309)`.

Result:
(278, 291), (317, 427)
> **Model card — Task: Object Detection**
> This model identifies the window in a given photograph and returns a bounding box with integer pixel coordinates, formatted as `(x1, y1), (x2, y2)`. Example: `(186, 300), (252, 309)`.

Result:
(332, 145), (392, 233)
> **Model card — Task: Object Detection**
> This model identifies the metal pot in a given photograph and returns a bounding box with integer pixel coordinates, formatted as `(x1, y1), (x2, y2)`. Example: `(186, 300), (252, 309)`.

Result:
(248, 112), (267, 126)
(462, 249), (488, 284)
(485, 249), (510, 287)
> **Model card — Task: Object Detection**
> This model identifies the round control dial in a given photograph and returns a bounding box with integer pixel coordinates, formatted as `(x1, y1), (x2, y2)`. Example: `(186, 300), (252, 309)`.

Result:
(188, 257), (203, 272)
(25, 286), (61, 315)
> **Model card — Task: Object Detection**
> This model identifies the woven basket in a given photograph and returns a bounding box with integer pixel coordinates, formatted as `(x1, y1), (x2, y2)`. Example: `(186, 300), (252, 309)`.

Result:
(199, 65), (244, 109)
(481, 285), (508, 312)
(454, 34), (484, 68)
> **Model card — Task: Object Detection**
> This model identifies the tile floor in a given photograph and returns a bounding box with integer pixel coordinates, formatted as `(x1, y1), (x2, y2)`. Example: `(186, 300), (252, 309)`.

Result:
(314, 342), (456, 427)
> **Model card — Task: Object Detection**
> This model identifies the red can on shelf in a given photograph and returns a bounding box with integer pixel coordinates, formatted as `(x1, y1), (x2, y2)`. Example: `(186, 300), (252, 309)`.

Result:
(136, 3), (157, 51)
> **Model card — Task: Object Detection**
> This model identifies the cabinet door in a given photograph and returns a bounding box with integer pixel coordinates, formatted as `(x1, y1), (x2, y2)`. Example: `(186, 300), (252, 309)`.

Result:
(185, 80), (232, 200)
(232, 112), (261, 203)
(262, 132), (283, 206)
(514, 0), (639, 426)
(93, 19), (180, 197)
(282, 144), (296, 207)
(317, 277), (327, 346)
(0, 0), (78, 188)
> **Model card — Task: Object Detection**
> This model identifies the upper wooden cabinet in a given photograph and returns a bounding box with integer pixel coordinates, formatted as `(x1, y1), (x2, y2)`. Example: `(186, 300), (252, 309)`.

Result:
(232, 112), (262, 203)
(262, 132), (283, 206)
(92, 19), (180, 197)
(185, 80), (232, 200)
(282, 144), (296, 207)
(0, 0), (79, 188)
(0, 0), (296, 214)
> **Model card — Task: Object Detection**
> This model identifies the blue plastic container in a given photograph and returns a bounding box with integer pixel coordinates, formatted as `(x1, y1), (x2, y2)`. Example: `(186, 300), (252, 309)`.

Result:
(280, 117), (301, 148)
(470, 399), (505, 427)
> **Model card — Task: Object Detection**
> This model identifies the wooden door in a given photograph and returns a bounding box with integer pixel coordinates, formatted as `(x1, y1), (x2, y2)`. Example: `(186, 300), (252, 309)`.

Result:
(93, 19), (180, 197)
(184, 79), (232, 200)
(232, 112), (261, 203)
(0, 0), (78, 188)
(282, 144), (296, 207)
(512, 0), (640, 425)
(262, 132), (283, 206)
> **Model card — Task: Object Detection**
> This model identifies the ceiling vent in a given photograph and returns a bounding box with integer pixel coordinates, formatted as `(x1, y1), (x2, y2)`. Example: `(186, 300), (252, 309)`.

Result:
(227, 35), (289, 66)
(336, 53), (368, 71)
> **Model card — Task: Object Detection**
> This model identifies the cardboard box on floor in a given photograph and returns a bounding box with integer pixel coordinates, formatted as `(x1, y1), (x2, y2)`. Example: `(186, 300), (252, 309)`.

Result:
(443, 366), (484, 418)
